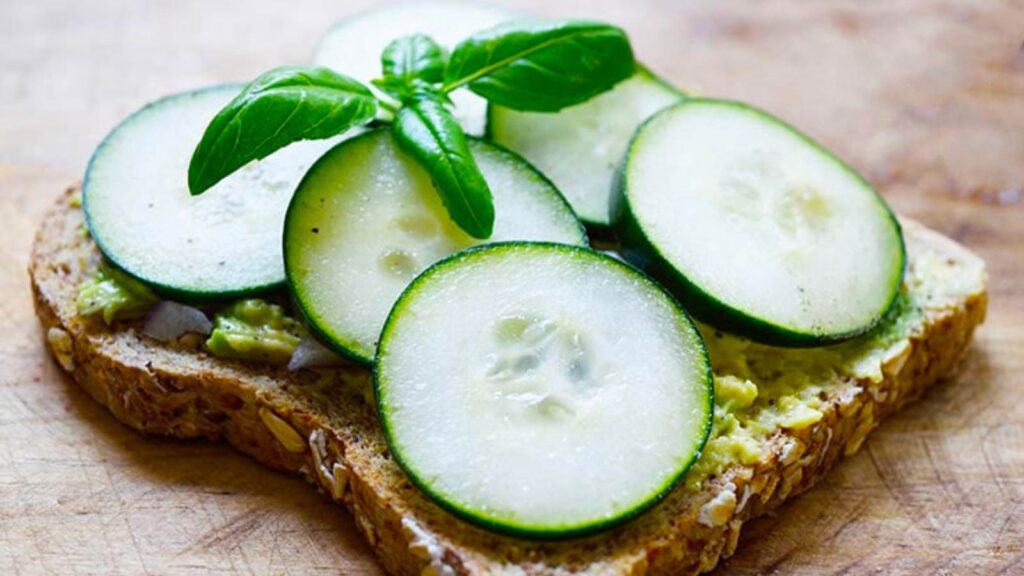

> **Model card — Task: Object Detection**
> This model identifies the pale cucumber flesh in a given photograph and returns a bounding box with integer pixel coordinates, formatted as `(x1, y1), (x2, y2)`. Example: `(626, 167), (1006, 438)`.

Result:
(488, 70), (682, 228)
(83, 86), (339, 299)
(617, 99), (904, 344)
(376, 243), (712, 537)
(284, 130), (586, 364)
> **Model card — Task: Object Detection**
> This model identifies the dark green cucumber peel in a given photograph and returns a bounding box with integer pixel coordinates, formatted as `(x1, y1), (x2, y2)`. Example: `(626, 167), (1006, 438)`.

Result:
(282, 130), (380, 366)
(592, 67), (685, 241)
(374, 242), (714, 539)
(590, 66), (683, 241)
(83, 85), (289, 303)
(611, 99), (906, 347)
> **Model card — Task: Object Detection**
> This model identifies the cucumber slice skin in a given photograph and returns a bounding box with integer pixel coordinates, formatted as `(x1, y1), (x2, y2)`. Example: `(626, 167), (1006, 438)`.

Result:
(82, 85), (286, 302)
(486, 67), (685, 236)
(375, 242), (713, 539)
(284, 130), (588, 366)
(613, 99), (906, 347)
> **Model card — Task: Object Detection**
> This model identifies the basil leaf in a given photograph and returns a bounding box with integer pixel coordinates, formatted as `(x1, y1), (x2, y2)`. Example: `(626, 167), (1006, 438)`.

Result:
(392, 96), (494, 239)
(381, 34), (446, 85)
(443, 19), (634, 112)
(188, 66), (378, 195)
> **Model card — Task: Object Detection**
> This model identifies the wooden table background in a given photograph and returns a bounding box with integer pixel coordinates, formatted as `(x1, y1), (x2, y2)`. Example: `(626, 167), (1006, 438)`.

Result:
(2, 1), (1022, 574)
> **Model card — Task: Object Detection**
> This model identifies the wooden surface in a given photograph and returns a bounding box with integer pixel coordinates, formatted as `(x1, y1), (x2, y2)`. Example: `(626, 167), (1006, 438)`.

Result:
(1, 0), (1022, 574)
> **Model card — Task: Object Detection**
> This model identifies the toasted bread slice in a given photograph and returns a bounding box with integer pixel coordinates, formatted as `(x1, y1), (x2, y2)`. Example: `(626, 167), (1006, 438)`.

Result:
(30, 186), (986, 576)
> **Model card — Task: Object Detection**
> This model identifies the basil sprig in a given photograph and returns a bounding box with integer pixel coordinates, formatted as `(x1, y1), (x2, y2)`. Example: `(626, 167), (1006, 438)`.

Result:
(188, 19), (635, 237)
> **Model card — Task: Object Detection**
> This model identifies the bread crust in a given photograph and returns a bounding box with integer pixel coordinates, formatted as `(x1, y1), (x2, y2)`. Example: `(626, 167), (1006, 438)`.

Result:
(30, 186), (987, 576)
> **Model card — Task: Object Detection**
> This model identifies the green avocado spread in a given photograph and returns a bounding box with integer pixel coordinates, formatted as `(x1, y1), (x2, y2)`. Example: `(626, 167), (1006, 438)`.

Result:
(205, 299), (302, 365)
(74, 215), (972, 494)
(686, 289), (923, 490)
(77, 265), (303, 364)
(76, 264), (158, 324)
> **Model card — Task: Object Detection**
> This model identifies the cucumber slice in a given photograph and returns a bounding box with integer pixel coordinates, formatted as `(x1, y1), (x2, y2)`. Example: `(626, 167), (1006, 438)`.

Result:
(615, 99), (905, 345)
(83, 86), (339, 300)
(487, 69), (682, 231)
(376, 243), (712, 538)
(284, 130), (586, 364)
(314, 1), (518, 135)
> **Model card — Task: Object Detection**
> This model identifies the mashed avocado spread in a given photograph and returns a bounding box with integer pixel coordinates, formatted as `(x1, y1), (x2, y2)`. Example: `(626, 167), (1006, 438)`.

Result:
(76, 264), (158, 324)
(77, 269), (301, 365)
(686, 290), (922, 490)
(75, 246), (937, 490)
(205, 299), (302, 365)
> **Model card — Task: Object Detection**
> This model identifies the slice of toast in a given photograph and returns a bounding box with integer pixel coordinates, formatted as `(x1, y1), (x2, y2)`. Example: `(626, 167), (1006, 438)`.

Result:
(30, 186), (987, 576)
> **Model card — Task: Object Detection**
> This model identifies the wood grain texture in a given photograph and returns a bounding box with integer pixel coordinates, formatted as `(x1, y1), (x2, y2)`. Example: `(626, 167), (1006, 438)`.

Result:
(1, 0), (1021, 574)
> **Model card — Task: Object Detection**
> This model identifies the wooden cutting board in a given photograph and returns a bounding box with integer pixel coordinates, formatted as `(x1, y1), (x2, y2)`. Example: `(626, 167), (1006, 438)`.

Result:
(1, 0), (1021, 574)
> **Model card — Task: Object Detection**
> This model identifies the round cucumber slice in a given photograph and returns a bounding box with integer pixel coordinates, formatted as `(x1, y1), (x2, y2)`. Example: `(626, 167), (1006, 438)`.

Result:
(284, 130), (586, 364)
(314, 1), (519, 135)
(487, 68), (683, 231)
(615, 99), (905, 346)
(83, 86), (339, 300)
(376, 243), (712, 538)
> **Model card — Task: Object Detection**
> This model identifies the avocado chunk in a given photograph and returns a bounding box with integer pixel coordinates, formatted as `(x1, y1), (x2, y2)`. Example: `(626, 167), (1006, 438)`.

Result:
(76, 264), (158, 324)
(205, 300), (301, 365)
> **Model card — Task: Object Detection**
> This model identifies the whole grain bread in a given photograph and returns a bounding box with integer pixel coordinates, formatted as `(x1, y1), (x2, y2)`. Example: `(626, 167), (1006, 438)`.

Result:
(30, 186), (987, 576)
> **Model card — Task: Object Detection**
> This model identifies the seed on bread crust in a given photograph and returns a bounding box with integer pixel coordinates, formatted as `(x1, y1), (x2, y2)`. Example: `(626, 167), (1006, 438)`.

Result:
(845, 403), (876, 456)
(724, 519), (743, 558)
(309, 428), (350, 499)
(403, 518), (455, 576)
(698, 484), (737, 527)
(883, 340), (913, 377)
(46, 326), (74, 371)
(779, 438), (805, 466)
(259, 407), (306, 453)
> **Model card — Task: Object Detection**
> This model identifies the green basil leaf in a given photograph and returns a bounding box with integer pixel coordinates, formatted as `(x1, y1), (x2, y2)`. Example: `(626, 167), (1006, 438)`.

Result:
(188, 66), (378, 195)
(371, 76), (413, 101)
(443, 19), (635, 112)
(392, 96), (494, 239)
(381, 34), (446, 85)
